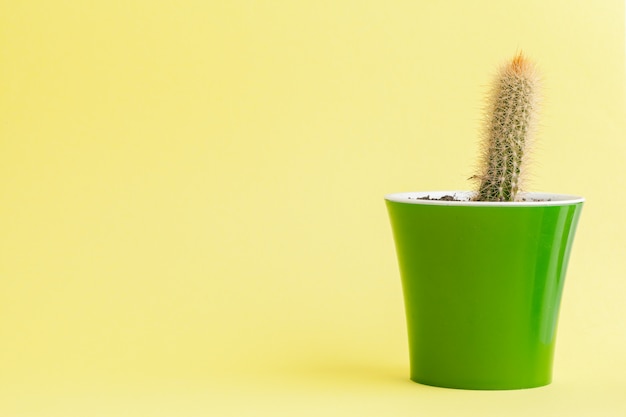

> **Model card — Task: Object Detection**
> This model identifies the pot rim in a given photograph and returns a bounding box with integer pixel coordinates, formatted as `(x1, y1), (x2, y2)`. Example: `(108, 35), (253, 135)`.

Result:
(385, 191), (585, 207)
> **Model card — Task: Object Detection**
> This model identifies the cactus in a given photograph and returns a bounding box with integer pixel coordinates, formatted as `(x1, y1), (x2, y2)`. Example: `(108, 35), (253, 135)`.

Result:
(473, 52), (541, 202)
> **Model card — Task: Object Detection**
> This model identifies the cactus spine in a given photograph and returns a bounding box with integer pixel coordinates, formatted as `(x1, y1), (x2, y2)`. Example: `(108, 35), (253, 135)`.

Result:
(473, 52), (541, 202)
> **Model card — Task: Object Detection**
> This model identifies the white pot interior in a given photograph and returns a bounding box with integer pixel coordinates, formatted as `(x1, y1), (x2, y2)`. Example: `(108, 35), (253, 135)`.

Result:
(385, 191), (584, 206)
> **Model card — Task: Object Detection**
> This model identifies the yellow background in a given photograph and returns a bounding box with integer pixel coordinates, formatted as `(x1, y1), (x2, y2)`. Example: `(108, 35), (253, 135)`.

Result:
(1, 1), (625, 415)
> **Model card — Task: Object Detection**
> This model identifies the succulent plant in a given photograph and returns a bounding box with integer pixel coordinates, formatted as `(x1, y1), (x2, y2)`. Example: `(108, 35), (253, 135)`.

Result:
(473, 52), (541, 202)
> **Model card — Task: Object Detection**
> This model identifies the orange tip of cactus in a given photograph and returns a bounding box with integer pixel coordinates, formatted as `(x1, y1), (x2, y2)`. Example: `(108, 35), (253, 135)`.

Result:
(510, 51), (531, 73)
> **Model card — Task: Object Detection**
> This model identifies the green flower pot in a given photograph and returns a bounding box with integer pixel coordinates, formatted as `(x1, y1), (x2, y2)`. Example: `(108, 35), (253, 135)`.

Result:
(385, 191), (584, 390)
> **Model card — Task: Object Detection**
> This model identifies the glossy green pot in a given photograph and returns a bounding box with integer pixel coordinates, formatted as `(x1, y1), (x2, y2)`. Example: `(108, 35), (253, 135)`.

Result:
(385, 191), (584, 390)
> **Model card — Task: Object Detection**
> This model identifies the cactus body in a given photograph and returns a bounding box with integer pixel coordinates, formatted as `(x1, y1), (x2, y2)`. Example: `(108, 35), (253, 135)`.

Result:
(474, 53), (540, 202)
